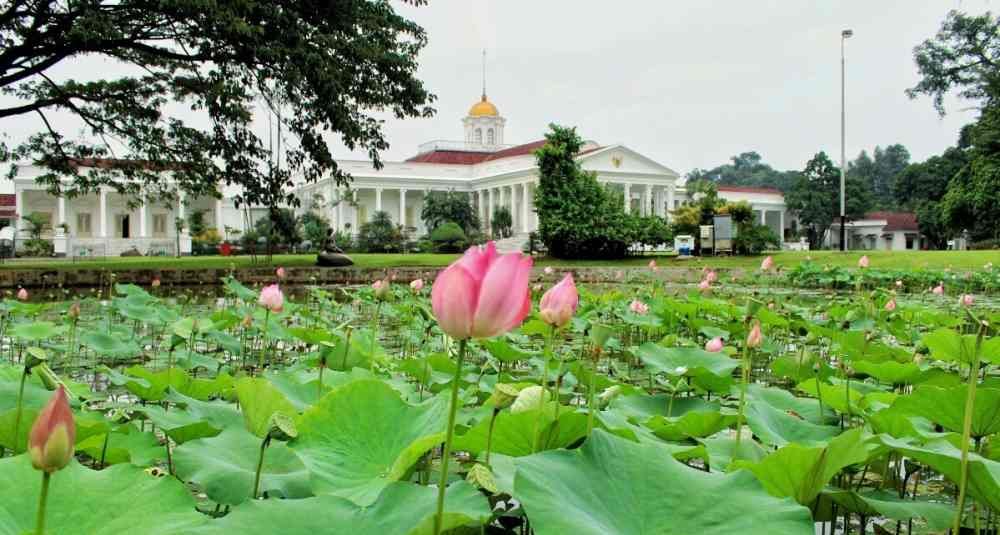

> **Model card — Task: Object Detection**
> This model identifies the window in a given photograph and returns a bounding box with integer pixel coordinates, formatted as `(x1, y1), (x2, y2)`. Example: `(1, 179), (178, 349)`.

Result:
(475, 129), (482, 144)
(76, 213), (92, 237)
(905, 235), (914, 250)
(153, 214), (167, 237)
(487, 129), (495, 145)
(116, 214), (131, 239)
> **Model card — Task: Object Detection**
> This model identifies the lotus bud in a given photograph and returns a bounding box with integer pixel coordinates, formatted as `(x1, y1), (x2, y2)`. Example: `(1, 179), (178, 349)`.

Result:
(151, 278), (161, 288)
(932, 283), (944, 295)
(760, 256), (774, 271)
(629, 299), (649, 315)
(746, 321), (763, 348)
(16, 288), (28, 301)
(959, 294), (974, 307)
(543, 266), (554, 275)
(258, 284), (284, 312)
(704, 337), (724, 353)
(705, 270), (718, 283)
(276, 267), (287, 280)
(29, 385), (75, 473)
(698, 279), (711, 292)
(884, 298), (896, 312)
(67, 301), (81, 319)
(858, 255), (869, 268)
(410, 278), (424, 292)
(648, 260), (658, 271)
(539, 274), (579, 328)
(895, 280), (903, 288)
(372, 279), (390, 300)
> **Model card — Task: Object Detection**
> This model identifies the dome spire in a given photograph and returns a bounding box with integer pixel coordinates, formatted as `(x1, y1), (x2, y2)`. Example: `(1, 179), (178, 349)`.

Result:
(481, 48), (487, 100)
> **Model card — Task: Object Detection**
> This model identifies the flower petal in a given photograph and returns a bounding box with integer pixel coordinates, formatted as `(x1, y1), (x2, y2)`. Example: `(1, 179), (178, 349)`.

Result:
(431, 263), (479, 340)
(472, 253), (532, 338)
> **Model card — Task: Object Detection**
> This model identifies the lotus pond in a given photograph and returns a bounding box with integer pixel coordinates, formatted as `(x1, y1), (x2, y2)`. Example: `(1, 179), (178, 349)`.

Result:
(2, 260), (1000, 534)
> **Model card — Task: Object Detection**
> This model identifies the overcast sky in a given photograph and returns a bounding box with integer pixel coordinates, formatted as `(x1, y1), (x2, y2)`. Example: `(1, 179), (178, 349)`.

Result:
(3, 0), (994, 183)
(355, 0), (991, 174)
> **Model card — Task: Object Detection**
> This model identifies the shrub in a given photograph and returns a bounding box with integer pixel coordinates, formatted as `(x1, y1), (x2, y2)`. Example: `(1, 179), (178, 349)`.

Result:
(356, 211), (403, 253)
(421, 191), (480, 234)
(429, 222), (468, 252)
(301, 212), (332, 251)
(254, 208), (301, 247)
(490, 206), (513, 239)
(733, 223), (781, 255)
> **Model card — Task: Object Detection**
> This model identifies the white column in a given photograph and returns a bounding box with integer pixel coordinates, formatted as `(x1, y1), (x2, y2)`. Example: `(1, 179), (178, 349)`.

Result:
(623, 183), (631, 213)
(177, 191), (187, 221)
(337, 188), (345, 231)
(666, 184), (675, 222)
(486, 188), (493, 231)
(760, 209), (766, 226)
(532, 181), (540, 230)
(139, 198), (149, 238)
(99, 189), (108, 238)
(779, 210), (785, 242)
(375, 187), (383, 213)
(644, 184), (653, 216)
(215, 198), (223, 232)
(57, 194), (66, 228)
(399, 188), (407, 228)
(352, 190), (359, 229)
(14, 188), (22, 233)
(477, 190), (485, 229)
(520, 183), (529, 233)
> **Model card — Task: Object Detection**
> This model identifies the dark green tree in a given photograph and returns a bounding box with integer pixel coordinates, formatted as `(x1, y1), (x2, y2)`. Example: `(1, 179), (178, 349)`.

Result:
(848, 145), (910, 208)
(687, 151), (799, 192)
(300, 212), (332, 250)
(253, 208), (301, 247)
(490, 206), (513, 239)
(786, 152), (873, 249)
(534, 124), (630, 258)
(356, 210), (403, 253)
(940, 105), (1000, 240)
(420, 191), (479, 234)
(893, 146), (968, 209)
(0, 0), (435, 211)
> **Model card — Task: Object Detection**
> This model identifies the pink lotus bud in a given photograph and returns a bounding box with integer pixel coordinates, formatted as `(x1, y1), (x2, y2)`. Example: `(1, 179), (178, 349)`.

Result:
(932, 283), (944, 296)
(431, 242), (533, 340)
(616, 270), (625, 280)
(746, 321), (763, 348)
(276, 267), (287, 279)
(760, 256), (774, 271)
(67, 302), (81, 319)
(543, 266), (554, 275)
(884, 298), (896, 312)
(959, 294), (974, 307)
(858, 255), (869, 268)
(16, 288), (28, 301)
(705, 337), (724, 352)
(410, 278), (424, 292)
(539, 274), (579, 328)
(29, 385), (75, 473)
(372, 279), (390, 300)
(648, 259), (658, 271)
(895, 280), (903, 288)
(151, 278), (161, 288)
(705, 270), (718, 283)
(629, 299), (649, 315)
(258, 284), (284, 312)
(698, 279), (711, 292)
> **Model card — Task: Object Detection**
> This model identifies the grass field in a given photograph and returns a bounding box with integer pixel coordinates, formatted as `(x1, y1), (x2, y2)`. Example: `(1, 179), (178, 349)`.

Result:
(0, 249), (996, 272)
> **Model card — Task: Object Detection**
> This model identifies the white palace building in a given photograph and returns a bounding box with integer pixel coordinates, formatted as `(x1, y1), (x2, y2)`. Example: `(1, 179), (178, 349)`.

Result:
(9, 91), (796, 257)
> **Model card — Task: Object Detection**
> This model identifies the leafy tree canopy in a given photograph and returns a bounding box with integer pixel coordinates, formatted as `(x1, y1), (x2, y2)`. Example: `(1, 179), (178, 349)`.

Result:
(420, 191), (479, 234)
(0, 0), (435, 210)
(785, 152), (873, 249)
(687, 151), (800, 192)
(847, 145), (910, 209)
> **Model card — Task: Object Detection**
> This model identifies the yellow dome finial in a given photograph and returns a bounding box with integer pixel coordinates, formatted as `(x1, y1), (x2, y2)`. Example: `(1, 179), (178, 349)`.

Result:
(469, 49), (499, 117)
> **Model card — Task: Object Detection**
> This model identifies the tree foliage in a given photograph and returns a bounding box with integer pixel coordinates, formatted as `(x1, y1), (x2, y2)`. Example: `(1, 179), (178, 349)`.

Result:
(0, 0), (435, 210)
(420, 191), (479, 234)
(356, 211), (403, 253)
(490, 206), (513, 239)
(785, 152), (873, 249)
(848, 145), (910, 209)
(687, 151), (800, 193)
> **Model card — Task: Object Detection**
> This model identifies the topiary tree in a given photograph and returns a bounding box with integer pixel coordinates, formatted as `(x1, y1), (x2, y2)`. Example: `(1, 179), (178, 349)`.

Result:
(534, 124), (631, 259)
(356, 211), (403, 253)
(429, 221), (467, 252)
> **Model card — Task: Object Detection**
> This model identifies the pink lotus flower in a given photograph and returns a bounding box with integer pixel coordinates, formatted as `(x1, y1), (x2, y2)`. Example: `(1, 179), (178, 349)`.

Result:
(746, 321), (763, 348)
(151, 278), (161, 288)
(629, 299), (649, 315)
(543, 266), (554, 275)
(258, 284), (284, 313)
(16, 288), (28, 301)
(67, 302), (81, 319)
(29, 385), (75, 473)
(895, 280), (903, 288)
(884, 298), (896, 312)
(410, 278), (424, 292)
(932, 283), (944, 295)
(760, 256), (774, 271)
(858, 255), (870, 268)
(959, 294), (974, 307)
(276, 267), (287, 279)
(705, 337), (724, 352)
(648, 259), (658, 271)
(431, 242), (532, 340)
(372, 279), (390, 300)
(539, 274), (579, 328)
(705, 270), (718, 283)
(698, 279), (711, 292)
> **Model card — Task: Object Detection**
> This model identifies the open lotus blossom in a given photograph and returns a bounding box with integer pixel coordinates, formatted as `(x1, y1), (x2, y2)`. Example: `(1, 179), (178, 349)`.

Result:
(648, 260), (658, 271)
(698, 279), (711, 292)
(932, 283), (944, 295)
(959, 294), (974, 307)
(410, 278), (424, 292)
(372, 278), (390, 300)
(884, 298), (896, 312)
(276, 267), (287, 279)
(760, 256), (774, 271)
(543, 266), (554, 275)
(629, 299), (649, 315)
(858, 255), (870, 268)
(16, 288), (28, 301)
(258, 284), (284, 313)
(705, 337), (724, 352)
(539, 274), (579, 328)
(431, 241), (532, 340)
(746, 321), (763, 348)
(29, 385), (75, 473)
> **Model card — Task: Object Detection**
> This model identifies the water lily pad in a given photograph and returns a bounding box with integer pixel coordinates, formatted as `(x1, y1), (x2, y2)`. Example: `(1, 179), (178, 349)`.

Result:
(821, 489), (955, 531)
(234, 377), (297, 438)
(892, 385), (1000, 438)
(636, 343), (738, 393)
(514, 429), (814, 534)
(744, 399), (840, 447)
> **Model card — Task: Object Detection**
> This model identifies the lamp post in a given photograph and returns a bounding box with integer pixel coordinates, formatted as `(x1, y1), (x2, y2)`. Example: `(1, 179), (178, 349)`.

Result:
(839, 28), (853, 251)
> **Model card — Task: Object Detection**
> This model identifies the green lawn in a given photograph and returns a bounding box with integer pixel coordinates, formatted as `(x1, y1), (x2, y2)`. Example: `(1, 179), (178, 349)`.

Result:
(0, 249), (996, 272)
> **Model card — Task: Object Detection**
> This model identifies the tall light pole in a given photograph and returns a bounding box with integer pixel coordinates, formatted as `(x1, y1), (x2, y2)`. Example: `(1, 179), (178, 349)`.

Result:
(839, 29), (853, 251)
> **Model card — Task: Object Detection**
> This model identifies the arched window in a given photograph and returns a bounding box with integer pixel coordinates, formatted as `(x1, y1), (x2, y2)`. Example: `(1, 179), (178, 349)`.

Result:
(475, 129), (483, 144)
(487, 129), (495, 145)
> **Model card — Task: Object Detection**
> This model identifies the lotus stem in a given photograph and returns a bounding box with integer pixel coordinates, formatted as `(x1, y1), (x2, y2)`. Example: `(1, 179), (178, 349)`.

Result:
(252, 436), (271, 500)
(532, 326), (555, 453)
(35, 471), (51, 535)
(258, 309), (270, 371)
(954, 322), (986, 534)
(735, 345), (750, 445)
(485, 408), (500, 466)
(13, 367), (28, 454)
(587, 347), (600, 437)
(433, 338), (466, 535)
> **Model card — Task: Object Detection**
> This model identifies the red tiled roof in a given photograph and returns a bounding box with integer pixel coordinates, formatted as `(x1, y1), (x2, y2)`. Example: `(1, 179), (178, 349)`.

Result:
(717, 185), (783, 195)
(405, 140), (601, 165)
(0, 194), (14, 207)
(865, 211), (919, 232)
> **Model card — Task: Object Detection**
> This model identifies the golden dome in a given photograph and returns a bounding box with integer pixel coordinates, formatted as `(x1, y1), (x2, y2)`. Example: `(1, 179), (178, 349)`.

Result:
(468, 95), (499, 117)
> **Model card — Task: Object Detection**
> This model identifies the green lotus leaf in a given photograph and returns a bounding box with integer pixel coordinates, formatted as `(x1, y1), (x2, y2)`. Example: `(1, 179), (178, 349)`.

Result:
(891, 385), (1000, 438)
(454, 405), (586, 457)
(235, 377), (298, 438)
(636, 343), (738, 392)
(852, 360), (921, 385)
(796, 378), (863, 416)
(192, 480), (489, 535)
(80, 330), (140, 360)
(174, 427), (311, 505)
(75, 423), (163, 467)
(821, 489), (955, 531)
(922, 328), (981, 365)
(744, 399), (840, 447)
(514, 429), (814, 534)
(879, 435), (1000, 510)
(10, 321), (64, 342)
(699, 436), (768, 471)
(610, 392), (720, 421)
(481, 338), (534, 362)
(646, 410), (736, 441)
(290, 379), (448, 505)
(0, 456), (205, 534)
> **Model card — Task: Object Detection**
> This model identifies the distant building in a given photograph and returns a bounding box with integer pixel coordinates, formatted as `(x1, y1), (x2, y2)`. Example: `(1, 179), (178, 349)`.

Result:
(827, 211), (924, 250)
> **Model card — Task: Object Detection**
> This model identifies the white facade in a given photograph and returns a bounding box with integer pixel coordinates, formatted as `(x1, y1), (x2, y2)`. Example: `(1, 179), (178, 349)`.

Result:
(827, 213), (924, 251)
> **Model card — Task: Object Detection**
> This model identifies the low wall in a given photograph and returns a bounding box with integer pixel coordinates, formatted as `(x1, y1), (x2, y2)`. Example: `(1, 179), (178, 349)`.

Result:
(0, 265), (741, 290)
